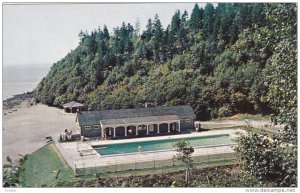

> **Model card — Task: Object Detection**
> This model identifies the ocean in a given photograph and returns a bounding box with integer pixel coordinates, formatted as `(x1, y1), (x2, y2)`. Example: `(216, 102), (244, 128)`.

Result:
(2, 65), (50, 100)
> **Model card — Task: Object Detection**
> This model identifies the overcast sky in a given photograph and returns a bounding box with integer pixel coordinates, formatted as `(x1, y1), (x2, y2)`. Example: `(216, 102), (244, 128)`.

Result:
(3, 3), (212, 67)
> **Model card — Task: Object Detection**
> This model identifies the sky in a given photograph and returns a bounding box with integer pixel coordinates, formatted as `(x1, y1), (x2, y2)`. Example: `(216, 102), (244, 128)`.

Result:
(3, 3), (211, 67)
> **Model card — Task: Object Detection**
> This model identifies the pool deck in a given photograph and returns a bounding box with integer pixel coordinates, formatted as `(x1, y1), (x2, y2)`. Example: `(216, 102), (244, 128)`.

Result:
(55, 129), (242, 170)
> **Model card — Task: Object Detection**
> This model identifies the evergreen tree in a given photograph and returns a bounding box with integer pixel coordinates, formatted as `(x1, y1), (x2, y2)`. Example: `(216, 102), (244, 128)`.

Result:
(189, 3), (203, 32)
(170, 10), (181, 34)
(35, 3), (291, 135)
(203, 3), (215, 37)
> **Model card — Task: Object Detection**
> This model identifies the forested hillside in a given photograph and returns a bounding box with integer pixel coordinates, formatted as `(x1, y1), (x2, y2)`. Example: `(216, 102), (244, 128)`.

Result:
(35, 3), (295, 120)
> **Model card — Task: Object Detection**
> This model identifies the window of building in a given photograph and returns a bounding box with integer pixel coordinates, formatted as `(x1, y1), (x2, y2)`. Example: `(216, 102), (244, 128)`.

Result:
(84, 126), (91, 130)
(94, 125), (101, 130)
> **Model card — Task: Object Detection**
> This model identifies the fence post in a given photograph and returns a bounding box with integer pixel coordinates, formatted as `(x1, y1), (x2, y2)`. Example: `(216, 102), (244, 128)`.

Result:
(74, 162), (77, 176)
(207, 153), (209, 163)
(115, 156), (118, 173)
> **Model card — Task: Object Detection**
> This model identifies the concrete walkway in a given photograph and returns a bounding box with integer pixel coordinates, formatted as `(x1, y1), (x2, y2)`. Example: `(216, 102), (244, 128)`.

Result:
(55, 129), (239, 170)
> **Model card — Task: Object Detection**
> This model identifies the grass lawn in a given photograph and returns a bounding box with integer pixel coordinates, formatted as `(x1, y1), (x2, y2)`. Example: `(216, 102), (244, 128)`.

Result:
(221, 113), (270, 121)
(101, 158), (238, 178)
(244, 127), (275, 137)
(75, 155), (238, 179)
(200, 125), (242, 130)
(20, 144), (74, 187)
(75, 164), (263, 187)
(17, 144), (237, 187)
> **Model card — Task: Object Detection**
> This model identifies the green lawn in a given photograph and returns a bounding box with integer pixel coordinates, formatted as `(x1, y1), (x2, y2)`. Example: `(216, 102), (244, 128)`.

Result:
(224, 113), (270, 121)
(20, 144), (74, 187)
(18, 144), (237, 187)
(75, 156), (237, 179)
(244, 127), (275, 137)
(102, 159), (238, 178)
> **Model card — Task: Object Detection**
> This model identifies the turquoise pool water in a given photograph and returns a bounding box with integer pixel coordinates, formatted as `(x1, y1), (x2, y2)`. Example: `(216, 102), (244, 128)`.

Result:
(95, 134), (234, 156)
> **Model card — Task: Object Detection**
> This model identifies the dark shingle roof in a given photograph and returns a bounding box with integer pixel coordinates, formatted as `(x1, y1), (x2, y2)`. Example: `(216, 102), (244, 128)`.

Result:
(101, 115), (180, 127)
(62, 101), (84, 108)
(77, 105), (196, 126)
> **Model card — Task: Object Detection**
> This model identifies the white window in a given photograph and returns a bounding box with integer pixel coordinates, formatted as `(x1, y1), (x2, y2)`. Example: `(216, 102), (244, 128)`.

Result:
(94, 125), (101, 130)
(84, 126), (91, 130)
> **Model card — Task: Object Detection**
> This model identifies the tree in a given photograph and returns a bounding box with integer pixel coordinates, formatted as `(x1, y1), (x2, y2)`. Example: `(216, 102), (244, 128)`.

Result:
(203, 3), (215, 37)
(153, 14), (163, 39)
(236, 132), (289, 186)
(36, 2), (276, 125)
(142, 18), (153, 42)
(152, 14), (164, 63)
(264, 3), (297, 143)
(134, 18), (141, 36)
(78, 30), (86, 43)
(103, 25), (110, 40)
(263, 4), (297, 186)
(170, 10), (181, 34)
(236, 3), (297, 187)
(173, 139), (194, 186)
(190, 3), (203, 32)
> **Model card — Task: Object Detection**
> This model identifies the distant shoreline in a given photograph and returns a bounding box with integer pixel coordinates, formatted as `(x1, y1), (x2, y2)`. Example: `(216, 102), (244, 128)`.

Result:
(3, 91), (35, 111)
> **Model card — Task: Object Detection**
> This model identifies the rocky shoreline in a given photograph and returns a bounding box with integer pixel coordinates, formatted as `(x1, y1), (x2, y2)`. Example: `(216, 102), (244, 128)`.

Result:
(3, 91), (36, 111)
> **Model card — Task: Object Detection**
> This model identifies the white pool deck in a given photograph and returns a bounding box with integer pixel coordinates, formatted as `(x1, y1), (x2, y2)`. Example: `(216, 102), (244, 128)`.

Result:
(55, 129), (242, 170)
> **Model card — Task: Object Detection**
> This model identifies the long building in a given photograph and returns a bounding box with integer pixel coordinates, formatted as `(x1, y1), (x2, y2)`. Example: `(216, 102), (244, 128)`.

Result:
(76, 105), (196, 139)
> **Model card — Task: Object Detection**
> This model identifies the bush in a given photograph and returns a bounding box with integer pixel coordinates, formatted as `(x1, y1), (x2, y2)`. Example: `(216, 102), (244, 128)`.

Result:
(218, 105), (232, 117)
(235, 132), (297, 186)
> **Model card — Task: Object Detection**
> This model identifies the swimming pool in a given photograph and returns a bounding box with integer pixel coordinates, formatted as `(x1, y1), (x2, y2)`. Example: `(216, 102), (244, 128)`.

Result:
(94, 134), (235, 156)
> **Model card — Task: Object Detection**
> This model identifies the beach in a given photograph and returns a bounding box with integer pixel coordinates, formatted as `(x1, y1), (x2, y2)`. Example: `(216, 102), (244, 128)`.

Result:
(2, 100), (77, 164)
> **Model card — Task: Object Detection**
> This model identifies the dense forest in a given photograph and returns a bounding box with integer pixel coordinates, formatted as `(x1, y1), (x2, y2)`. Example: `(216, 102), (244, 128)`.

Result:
(35, 3), (295, 121)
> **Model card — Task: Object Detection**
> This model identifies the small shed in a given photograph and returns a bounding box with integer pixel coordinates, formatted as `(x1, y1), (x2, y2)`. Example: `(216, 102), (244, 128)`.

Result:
(62, 101), (84, 113)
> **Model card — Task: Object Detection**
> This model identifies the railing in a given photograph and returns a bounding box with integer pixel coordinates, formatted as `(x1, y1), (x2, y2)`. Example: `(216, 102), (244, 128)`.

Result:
(74, 146), (237, 176)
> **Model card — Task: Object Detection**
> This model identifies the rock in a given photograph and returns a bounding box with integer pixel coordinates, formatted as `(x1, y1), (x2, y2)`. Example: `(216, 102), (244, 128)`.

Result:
(3, 91), (35, 110)
(121, 181), (127, 187)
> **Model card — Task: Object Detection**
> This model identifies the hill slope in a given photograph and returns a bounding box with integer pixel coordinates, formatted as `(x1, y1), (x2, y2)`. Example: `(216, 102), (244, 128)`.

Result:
(35, 3), (294, 120)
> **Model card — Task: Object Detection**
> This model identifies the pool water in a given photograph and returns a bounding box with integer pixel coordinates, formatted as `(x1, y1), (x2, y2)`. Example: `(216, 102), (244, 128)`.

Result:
(95, 134), (234, 156)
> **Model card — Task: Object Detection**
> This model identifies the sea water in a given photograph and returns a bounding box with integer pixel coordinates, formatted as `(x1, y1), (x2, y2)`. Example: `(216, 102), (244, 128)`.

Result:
(2, 65), (50, 100)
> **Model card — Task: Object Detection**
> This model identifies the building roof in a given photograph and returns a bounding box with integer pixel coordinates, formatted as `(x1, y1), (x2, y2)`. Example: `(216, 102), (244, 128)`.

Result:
(62, 101), (84, 108)
(100, 115), (180, 128)
(76, 105), (196, 126)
